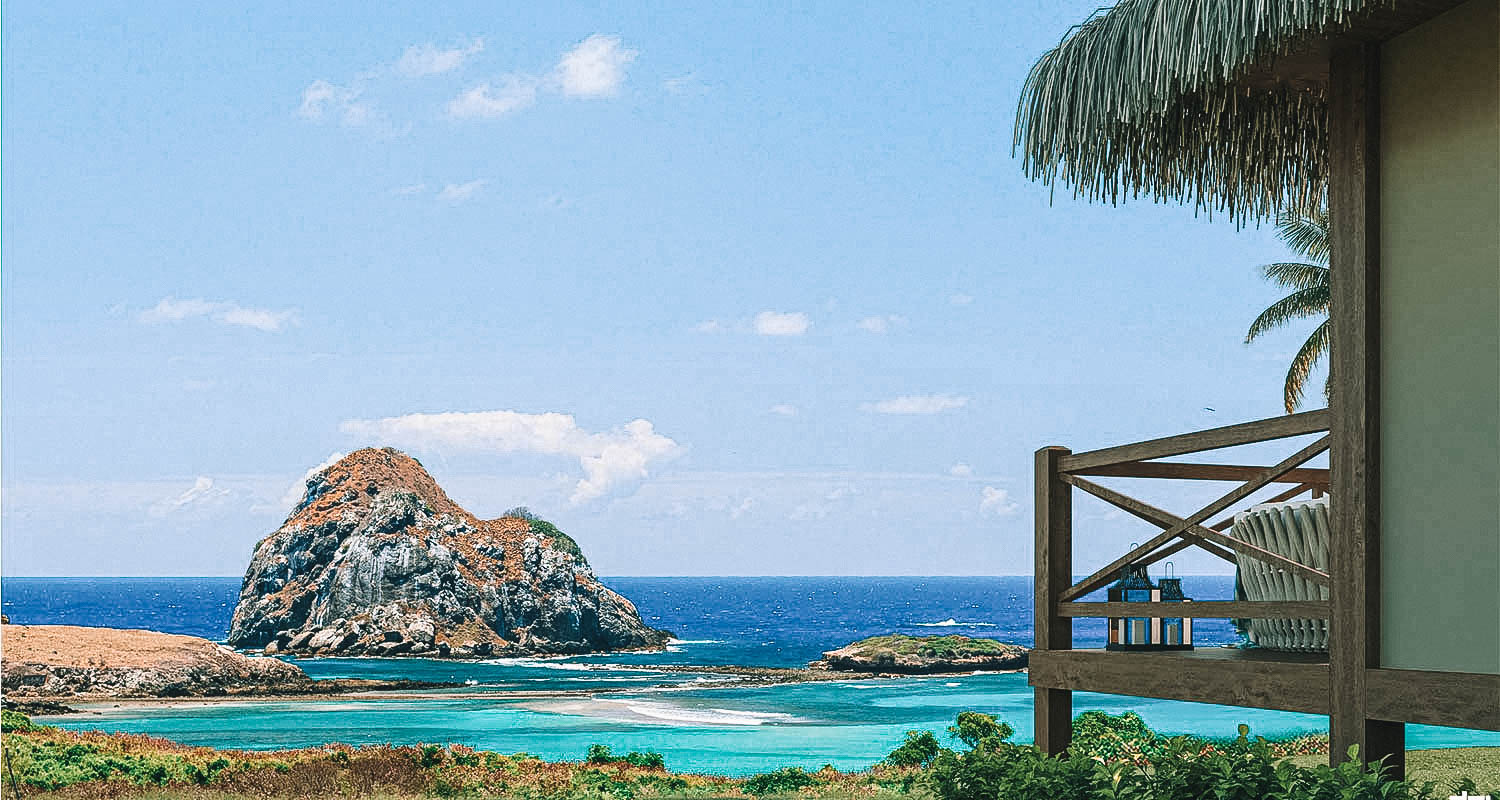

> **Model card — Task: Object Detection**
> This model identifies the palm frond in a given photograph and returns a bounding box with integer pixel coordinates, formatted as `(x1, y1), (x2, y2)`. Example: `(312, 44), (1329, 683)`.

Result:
(1245, 288), (1332, 343)
(1284, 320), (1331, 412)
(1260, 262), (1328, 291)
(1275, 207), (1330, 262)
(1013, 0), (1392, 221)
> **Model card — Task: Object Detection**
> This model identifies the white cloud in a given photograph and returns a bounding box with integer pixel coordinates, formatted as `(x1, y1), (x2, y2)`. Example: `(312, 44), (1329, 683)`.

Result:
(437, 179), (487, 203)
(393, 183), (427, 196)
(861, 394), (969, 415)
(280, 451), (349, 510)
(446, 78), (538, 119)
(949, 463), (974, 478)
(857, 314), (906, 334)
(297, 80), (375, 127)
(753, 311), (810, 337)
(338, 410), (681, 504)
(949, 293), (975, 306)
(139, 298), (296, 332)
(397, 38), (484, 77)
(555, 34), (637, 98)
(693, 320), (725, 333)
(979, 486), (1019, 516)
(769, 404), (798, 417)
(662, 73), (707, 96)
(150, 477), (231, 517)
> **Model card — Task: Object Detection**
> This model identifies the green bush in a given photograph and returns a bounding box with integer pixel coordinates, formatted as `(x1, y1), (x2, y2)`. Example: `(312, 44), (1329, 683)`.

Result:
(584, 744), (666, 770)
(885, 730), (942, 767)
(744, 766), (818, 795)
(1, 710), (39, 732)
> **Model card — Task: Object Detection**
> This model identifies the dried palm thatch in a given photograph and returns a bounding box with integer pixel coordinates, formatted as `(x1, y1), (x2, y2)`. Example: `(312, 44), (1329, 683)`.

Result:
(1014, 0), (1393, 221)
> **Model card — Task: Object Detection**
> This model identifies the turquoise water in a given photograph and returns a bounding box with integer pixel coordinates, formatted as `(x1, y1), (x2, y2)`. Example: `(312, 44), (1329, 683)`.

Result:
(14, 577), (1500, 776)
(45, 654), (1500, 776)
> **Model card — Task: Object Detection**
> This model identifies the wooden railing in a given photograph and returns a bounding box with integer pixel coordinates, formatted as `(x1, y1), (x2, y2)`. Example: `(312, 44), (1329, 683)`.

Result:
(1036, 409), (1332, 628)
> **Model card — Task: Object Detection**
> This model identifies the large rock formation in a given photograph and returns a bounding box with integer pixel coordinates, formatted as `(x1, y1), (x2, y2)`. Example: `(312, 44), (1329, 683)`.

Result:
(1, 624), (312, 697)
(226, 448), (669, 658)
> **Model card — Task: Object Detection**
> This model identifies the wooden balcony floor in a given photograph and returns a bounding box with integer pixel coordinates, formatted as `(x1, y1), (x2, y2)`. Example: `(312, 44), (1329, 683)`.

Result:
(1028, 647), (1330, 715)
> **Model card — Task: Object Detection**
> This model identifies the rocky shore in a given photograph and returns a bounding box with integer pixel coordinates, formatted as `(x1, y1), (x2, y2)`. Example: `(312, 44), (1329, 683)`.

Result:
(811, 634), (1029, 675)
(227, 448), (670, 659)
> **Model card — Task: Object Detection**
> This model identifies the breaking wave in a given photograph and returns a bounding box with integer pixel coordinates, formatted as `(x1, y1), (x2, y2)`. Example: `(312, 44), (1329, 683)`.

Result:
(912, 618), (996, 628)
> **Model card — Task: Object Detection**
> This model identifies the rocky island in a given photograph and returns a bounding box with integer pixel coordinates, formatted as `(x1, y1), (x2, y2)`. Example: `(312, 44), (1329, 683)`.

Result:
(811, 634), (1029, 675)
(226, 448), (670, 658)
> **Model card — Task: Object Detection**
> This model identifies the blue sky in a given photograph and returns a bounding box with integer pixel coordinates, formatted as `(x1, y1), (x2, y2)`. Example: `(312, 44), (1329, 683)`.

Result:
(2, 0), (1325, 577)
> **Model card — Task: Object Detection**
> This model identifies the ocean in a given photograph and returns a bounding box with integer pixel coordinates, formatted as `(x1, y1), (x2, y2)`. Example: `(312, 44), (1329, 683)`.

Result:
(4, 576), (1496, 776)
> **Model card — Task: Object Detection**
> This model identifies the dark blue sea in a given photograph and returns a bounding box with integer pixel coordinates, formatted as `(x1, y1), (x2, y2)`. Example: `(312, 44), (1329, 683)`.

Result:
(4, 576), (1495, 775)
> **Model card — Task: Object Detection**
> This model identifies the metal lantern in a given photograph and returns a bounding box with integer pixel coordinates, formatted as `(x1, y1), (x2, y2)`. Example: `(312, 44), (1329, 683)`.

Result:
(1106, 558), (1193, 651)
(1157, 562), (1193, 649)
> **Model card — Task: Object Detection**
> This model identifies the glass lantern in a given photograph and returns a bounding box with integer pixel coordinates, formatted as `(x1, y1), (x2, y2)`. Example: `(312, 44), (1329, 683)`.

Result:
(1157, 561), (1193, 650)
(1105, 558), (1193, 651)
(1105, 557), (1156, 651)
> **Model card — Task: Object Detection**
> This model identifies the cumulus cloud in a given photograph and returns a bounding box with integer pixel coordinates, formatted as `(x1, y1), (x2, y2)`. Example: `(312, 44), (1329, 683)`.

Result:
(338, 410), (681, 504)
(555, 34), (637, 98)
(139, 298), (296, 332)
(437, 179), (487, 203)
(280, 451), (348, 510)
(150, 477), (231, 517)
(768, 404), (798, 417)
(980, 486), (1019, 516)
(861, 394), (969, 415)
(753, 311), (810, 337)
(298, 80), (375, 127)
(857, 314), (906, 334)
(446, 78), (538, 119)
(949, 463), (974, 478)
(397, 38), (484, 77)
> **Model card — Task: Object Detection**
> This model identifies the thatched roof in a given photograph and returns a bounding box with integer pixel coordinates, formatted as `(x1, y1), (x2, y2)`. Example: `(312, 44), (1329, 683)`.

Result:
(1013, 0), (1411, 220)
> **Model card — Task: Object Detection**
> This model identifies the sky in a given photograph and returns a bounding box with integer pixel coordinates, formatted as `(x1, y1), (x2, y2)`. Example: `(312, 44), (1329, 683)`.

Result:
(1, 0), (1328, 577)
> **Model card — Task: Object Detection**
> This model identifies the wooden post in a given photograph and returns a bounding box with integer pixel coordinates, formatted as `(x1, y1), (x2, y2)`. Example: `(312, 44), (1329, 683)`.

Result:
(1034, 446), (1072, 754)
(1328, 40), (1405, 777)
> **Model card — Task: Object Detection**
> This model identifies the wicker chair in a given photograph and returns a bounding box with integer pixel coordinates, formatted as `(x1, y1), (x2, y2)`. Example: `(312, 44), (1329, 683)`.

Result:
(1230, 496), (1330, 652)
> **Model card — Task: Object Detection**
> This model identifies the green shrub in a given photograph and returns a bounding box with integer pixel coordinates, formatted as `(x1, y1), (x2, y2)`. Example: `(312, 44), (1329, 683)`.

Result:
(744, 766), (818, 795)
(1, 710), (39, 732)
(886, 730), (942, 767)
(584, 744), (666, 770)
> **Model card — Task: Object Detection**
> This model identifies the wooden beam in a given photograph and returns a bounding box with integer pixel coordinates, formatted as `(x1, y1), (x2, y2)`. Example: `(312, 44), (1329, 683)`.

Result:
(1059, 443), (1330, 601)
(1072, 461), (1329, 485)
(1059, 410), (1329, 472)
(1034, 447), (1072, 755)
(1028, 649), (1330, 715)
(1328, 40), (1402, 776)
(1365, 668), (1500, 731)
(1059, 600), (1329, 619)
(1187, 525), (1331, 587)
(1063, 475), (1238, 563)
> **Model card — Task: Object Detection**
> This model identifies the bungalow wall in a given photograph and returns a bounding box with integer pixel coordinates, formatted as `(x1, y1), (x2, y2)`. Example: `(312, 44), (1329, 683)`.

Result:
(1377, 0), (1500, 675)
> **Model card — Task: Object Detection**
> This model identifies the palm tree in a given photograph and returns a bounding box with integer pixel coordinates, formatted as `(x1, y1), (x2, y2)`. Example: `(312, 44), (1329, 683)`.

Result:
(1246, 205), (1330, 413)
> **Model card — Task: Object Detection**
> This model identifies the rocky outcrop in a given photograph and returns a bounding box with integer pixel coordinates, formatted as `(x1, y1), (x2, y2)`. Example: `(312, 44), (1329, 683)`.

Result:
(1, 624), (312, 698)
(811, 635), (1029, 675)
(226, 448), (669, 658)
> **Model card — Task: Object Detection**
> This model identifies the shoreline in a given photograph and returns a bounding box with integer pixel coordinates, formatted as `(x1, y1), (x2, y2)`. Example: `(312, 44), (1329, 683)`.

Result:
(21, 662), (1028, 718)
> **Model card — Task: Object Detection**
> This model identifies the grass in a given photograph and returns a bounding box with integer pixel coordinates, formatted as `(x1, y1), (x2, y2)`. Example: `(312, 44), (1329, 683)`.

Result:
(1288, 747), (1500, 793)
(840, 635), (1014, 660)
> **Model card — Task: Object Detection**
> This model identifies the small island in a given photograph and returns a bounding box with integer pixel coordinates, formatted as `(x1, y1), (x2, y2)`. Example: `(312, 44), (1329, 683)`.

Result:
(812, 634), (1029, 675)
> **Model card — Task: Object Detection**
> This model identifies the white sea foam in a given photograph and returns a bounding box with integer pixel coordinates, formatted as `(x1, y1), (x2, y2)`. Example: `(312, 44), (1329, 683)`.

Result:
(666, 638), (723, 645)
(913, 618), (997, 628)
(587, 697), (803, 726)
(943, 682), (961, 687)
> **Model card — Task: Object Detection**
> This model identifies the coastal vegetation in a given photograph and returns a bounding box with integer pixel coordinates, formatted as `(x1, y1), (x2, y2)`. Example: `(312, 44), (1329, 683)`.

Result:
(813, 635), (1028, 675)
(3, 711), (1491, 799)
